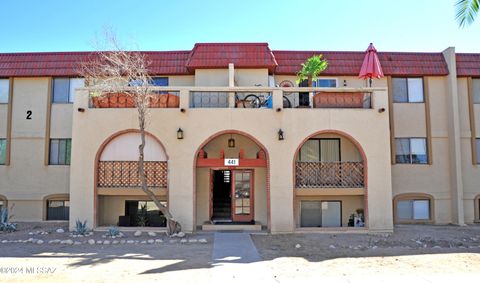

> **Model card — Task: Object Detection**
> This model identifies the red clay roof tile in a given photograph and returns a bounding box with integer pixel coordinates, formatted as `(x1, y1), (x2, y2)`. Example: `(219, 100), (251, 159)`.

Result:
(456, 53), (480, 77)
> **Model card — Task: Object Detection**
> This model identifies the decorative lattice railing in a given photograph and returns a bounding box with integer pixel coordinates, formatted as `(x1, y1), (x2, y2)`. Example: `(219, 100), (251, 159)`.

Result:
(295, 161), (364, 188)
(97, 161), (167, 188)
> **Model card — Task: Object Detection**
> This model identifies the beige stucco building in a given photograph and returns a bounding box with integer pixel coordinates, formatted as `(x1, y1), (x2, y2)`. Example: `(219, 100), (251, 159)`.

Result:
(0, 43), (479, 233)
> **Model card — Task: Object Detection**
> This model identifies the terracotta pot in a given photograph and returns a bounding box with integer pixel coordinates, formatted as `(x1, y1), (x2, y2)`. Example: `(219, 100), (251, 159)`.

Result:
(91, 97), (100, 108)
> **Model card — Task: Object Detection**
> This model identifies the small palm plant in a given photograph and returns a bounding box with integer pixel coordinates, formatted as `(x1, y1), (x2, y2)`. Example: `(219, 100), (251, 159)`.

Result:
(296, 55), (328, 87)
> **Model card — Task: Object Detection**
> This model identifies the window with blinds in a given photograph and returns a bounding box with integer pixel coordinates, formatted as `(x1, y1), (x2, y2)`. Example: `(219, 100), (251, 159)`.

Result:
(298, 139), (340, 162)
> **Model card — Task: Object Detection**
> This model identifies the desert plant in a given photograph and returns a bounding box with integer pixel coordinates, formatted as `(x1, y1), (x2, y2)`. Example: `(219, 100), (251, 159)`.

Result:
(137, 204), (148, 227)
(73, 220), (88, 235)
(0, 206), (17, 233)
(456, 0), (479, 27)
(296, 54), (328, 87)
(106, 226), (120, 237)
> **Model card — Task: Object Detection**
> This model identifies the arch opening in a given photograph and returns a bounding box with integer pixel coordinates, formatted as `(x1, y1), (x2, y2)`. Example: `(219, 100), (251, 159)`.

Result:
(193, 130), (270, 231)
(94, 130), (168, 228)
(293, 130), (368, 229)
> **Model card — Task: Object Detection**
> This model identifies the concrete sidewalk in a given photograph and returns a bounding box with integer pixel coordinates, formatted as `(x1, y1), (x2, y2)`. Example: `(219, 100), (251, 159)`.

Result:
(211, 232), (276, 282)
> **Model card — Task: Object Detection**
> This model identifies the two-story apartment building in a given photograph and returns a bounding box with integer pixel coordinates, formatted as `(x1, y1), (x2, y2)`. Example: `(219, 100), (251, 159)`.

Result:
(0, 43), (479, 233)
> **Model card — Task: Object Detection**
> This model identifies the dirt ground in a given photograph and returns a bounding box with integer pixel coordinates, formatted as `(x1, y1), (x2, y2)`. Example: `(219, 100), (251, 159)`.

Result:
(0, 224), (479, 282)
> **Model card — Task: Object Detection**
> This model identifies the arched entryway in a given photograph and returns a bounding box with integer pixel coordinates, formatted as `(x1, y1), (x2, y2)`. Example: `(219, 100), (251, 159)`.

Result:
(293, 130), (368, 229)
(193, 130), (270, 231)
(94, 130), (169, 228)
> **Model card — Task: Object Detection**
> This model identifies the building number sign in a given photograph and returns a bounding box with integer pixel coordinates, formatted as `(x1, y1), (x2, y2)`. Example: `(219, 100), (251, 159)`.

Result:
(224, 158), (239, 166)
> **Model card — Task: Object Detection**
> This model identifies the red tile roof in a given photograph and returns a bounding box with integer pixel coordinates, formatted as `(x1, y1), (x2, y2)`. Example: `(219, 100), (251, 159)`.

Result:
(185, 43), (278, 72)
(0, 51), (191, 77)
(0, 43), (463, 78)
(273, 51), (449, 76)
(456, 53), (480, 77)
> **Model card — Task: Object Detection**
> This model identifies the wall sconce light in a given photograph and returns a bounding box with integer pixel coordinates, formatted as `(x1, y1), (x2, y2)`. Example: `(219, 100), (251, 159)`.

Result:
(77, 107), (85, 112)
(177, 128), (184, 139)
(278, 129), (284, 141)
(378, 108), (385, 113)
(228, 134), (236, 148)
(180, 108), (186, 113)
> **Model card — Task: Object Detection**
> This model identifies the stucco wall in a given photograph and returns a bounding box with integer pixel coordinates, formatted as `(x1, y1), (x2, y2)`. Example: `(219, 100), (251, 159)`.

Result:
(70, 86), (392, 233)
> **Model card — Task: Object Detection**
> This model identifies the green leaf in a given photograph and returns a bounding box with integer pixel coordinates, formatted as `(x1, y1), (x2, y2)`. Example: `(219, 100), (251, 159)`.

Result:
(456, 0), (479, 28)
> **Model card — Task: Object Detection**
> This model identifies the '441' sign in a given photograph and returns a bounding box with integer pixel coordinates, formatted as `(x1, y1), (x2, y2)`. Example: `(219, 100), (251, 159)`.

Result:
(224, 158), (239, 166)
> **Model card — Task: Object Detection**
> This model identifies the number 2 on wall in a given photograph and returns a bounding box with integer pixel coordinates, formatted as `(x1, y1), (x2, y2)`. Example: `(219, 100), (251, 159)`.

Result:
(26, 110), (32, 120)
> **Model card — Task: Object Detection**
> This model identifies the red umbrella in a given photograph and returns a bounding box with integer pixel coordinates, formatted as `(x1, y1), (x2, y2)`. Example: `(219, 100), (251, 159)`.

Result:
(359, 43), (384, 87)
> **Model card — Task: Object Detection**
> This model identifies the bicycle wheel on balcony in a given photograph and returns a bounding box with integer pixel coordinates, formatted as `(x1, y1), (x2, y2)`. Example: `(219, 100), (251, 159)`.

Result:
(283, 96), (292, 108)
(243, 94), (261, 108)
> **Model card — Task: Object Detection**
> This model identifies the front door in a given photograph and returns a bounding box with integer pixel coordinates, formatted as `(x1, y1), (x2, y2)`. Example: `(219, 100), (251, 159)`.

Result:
(231, 170), (254, 222)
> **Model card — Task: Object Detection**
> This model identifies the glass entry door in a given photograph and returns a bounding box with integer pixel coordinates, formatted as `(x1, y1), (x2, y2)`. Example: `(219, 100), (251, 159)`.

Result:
(231, 170), (254, 222)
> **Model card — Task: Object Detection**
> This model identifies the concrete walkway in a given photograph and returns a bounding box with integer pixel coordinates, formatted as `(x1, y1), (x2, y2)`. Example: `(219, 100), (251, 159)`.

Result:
(211, 232), (276, 282)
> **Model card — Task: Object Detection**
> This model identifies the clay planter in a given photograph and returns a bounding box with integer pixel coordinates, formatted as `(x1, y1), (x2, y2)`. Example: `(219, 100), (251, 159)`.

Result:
(313, 92), (365, 108)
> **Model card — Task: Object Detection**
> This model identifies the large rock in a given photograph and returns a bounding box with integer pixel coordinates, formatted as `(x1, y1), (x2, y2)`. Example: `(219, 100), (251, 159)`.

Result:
(88, 239), (95, 245)
(148, 232), (156, 237)
(36, 240), (44, 245)
(56, 228), (65, 233)
(61, 239), (73, 245)
(134, 231), (142, 237)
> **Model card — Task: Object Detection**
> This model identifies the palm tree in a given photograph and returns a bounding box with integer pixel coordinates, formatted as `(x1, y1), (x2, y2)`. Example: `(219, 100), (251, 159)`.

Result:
(456, 0), (479, 27)
(296, 55), (328, 87)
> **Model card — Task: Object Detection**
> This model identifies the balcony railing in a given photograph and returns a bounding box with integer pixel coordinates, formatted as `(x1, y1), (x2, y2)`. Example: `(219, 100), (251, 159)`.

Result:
(85, 87), (379, 109)
(97, 161), (167, 188)
(295, 161), (364, 188)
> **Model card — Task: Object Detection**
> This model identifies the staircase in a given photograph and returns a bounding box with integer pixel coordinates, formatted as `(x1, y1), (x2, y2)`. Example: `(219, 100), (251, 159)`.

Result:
(212, 197), (231, 221)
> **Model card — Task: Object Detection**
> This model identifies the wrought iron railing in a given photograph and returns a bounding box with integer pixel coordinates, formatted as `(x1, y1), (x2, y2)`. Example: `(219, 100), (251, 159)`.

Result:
(97, 161), (167, 188)
(295, 161), (364, 188)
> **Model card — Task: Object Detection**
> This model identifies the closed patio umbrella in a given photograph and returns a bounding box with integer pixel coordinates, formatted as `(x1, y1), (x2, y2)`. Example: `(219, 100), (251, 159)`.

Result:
(358, 43), (384, 87)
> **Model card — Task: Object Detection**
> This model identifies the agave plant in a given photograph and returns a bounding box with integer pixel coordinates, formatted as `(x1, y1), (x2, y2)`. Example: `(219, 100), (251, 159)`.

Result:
(106, 226), (120, 237)
(73, 220), (88, 235)
(0, 207), (17, 233)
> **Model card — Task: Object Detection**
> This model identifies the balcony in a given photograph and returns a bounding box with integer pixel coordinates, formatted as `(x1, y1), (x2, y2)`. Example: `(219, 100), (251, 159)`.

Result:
(97, 161), (168, 188)
(87, 87), (378, 110)
(295, 161), (364, 188)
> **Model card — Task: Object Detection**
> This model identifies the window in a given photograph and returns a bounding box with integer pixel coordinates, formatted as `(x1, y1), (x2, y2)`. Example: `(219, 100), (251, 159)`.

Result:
(0, 79), (9, 103)
(47, 200), (69, 220)
(151, 77), (168, 86)
(49, 139), (72, 165)
(395, 138), (428, 164)
(0, 139), (6, 165)
(397, 199), (430, 220)
(298, 138), (340, 162)
(392, 78), (424, 103)
(473, 79), (480, 104)
(52, 78), (85, 103)
(313, 78), (337, 88)
(300, 201), (342, 227)
(124, 200), (166, 227)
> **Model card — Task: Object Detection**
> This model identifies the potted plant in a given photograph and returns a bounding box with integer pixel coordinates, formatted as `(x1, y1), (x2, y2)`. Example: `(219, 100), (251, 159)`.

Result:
(296, 54), (328, 87)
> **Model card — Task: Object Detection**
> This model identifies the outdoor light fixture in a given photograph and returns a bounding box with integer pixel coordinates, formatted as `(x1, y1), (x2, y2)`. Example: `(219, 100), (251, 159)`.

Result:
(180, 108), (186, 113)
(276, 107), (282, 112)
(77, 107), (85, 112)
(278, 129), (284, 141)
(177, 128), (184, 139)
(378, 108), (385, 113)
(228, 134), (235, 148)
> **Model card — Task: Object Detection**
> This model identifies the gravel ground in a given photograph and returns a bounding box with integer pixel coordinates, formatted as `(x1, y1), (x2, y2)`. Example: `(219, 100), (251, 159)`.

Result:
(1, 223), (480, 282)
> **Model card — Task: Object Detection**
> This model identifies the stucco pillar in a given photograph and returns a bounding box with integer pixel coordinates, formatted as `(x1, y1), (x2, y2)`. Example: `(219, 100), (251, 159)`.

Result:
(442, 47), (465, 225)
(272, 89), (283, 110)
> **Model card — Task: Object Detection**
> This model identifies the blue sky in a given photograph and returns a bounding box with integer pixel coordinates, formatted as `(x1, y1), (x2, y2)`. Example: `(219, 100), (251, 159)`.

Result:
(0, 0), (478, 53)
